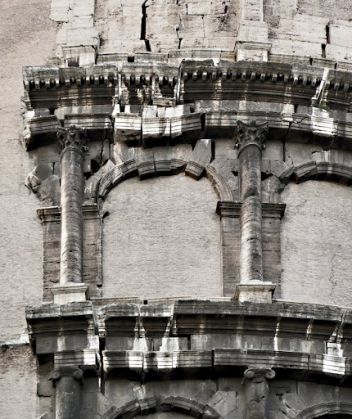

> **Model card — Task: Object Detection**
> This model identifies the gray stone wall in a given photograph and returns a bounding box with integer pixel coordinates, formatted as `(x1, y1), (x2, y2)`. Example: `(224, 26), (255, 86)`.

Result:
(79, 375), (352, 419)
(103, 174), (222, 299)
(0, 2), (56, 417)
(94, 0), (352, 64)
(95, 0), (240, 54)
(0, 346), (37, 419)
(281, 180), (352, 307)
(264, 0), (352, 62)
(0, 0), (56, 340)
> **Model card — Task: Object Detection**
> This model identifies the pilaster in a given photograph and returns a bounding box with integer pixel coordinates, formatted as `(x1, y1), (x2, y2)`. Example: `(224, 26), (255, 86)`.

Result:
(243, 367), (276, 419)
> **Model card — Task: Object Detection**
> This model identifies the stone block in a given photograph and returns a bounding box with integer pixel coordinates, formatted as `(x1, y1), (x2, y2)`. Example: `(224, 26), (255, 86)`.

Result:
(329, 20), (352, 48)
(234, 282), (275, 303)
(185, 139), (213, 179)
(52, 284), (88, 305)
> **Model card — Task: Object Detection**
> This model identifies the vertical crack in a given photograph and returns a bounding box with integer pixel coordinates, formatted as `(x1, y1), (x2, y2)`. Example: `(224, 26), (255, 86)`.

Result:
(201, 14), (205, 38)
(176, 19), (182, 49)
(321, 43), (326, 58)
(141, 0), (152, 52)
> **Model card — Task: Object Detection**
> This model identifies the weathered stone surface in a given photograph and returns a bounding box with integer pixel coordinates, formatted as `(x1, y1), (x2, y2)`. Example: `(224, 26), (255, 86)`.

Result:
(102, 174), (222, 299)
(5, 0), (352, 418)
(58, 127), (85, 286)
(0, 0), (57, 348)
(185, 139), (213, 179)
(281, 180), (352, 307)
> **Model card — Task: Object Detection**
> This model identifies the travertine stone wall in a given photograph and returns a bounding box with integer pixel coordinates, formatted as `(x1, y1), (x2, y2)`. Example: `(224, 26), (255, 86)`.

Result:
(0, 0), (56, 341)
(0, 346), (37, 419)
(281, 180), (352, 306)
(103, 174), (222, 298)
(95, 0), (240, 54)
(264, 0), (352, 62)
(0, 2), (56, 417)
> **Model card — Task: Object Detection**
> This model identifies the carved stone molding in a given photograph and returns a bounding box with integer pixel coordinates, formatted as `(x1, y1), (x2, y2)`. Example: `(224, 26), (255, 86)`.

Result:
(216, 202), (286, 218)
(101, 396), (220, 419)
(51, 366), (84, 387)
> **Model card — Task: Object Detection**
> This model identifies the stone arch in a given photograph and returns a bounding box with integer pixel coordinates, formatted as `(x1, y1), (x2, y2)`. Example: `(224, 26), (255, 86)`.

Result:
(296, 402), (352, 419)
(96, 159), (233, 202)
(101, 396), (221, 419)
(280, 161), (352, 186)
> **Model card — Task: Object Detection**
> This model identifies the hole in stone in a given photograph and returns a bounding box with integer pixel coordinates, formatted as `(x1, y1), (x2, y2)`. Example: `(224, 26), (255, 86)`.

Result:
(321, 43), (326, 58)
(326, 24), (330, 44)
(91, 159), (100, 174)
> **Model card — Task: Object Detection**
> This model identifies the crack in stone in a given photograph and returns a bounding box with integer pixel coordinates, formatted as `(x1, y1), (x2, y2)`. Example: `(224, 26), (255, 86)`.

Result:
(141, 0), (152, 52)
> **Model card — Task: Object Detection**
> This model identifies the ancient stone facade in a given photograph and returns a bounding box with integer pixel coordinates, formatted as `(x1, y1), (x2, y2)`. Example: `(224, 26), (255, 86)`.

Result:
(2, 0), (352, 418)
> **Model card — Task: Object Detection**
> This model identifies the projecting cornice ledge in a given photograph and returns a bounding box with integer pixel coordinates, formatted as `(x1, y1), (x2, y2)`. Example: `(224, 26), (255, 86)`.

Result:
(26, 299), (352, 380)
(21, 61), (352, 150)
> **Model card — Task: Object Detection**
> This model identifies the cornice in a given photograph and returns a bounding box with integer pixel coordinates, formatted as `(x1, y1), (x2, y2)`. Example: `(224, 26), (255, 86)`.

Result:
(21, 60), (352, 150)
(25, 299), (352, 379)
(23, 61), (352, 92)
(102, 348), (352, 377)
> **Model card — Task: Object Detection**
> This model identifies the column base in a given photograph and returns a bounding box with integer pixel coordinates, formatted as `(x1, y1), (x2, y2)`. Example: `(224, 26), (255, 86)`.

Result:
(52, 283), (88, 305)
(234, 282), (275, 303)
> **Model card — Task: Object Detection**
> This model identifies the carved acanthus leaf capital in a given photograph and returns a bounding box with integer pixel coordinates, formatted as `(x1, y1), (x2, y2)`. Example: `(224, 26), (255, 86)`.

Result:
(57, 125), (87, 152)
(235, 120), (268, 155)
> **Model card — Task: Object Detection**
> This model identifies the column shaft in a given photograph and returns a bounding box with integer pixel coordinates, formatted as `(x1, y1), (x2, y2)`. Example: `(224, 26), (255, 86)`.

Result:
(53, 367), (83, 419)
(238, 122), (266, 283)
(59, 127), (85, 284)
(244, 367), (275, 419)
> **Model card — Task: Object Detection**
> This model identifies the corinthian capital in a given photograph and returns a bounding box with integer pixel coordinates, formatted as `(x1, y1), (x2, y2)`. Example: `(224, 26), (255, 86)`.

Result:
(235, 120), (268, 155)
(57, 125), (86, 151)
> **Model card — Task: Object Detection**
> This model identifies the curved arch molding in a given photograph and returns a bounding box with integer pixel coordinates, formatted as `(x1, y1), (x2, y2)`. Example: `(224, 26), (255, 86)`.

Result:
(101, 396), (221, 419)
(296, 402), (352, 419)
(95, 158), (233, 202)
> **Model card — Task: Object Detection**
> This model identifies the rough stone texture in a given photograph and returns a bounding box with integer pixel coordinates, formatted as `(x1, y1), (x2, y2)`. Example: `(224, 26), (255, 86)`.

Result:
(78, 375), (352, 419)
(59, 128), (85, 285)
(95, 0), (240, 54)
(0, 0), (56, 340)
(5, 0), (352, 416)
(264, 0), (352, 62)
(103, 174), (222, 298)
(39, 206), (103, 301)
(0, 346), (37, 419)
(281, 180), (352, 307)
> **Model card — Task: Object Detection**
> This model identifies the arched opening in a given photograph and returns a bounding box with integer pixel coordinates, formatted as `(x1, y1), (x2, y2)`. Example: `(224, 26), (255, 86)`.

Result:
(102, 173), (222, 299)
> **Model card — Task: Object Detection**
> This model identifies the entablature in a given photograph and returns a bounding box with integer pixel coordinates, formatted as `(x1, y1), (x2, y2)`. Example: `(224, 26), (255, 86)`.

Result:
(22, 60), (352, 150)
(25, 299), (352, 380)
